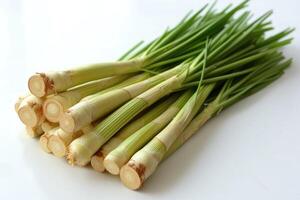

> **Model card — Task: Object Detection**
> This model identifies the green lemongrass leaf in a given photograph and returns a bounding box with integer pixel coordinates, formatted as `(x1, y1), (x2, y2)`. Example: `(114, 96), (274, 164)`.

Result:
(188, 45), (254, 80)
(219, 84), (257, 108)
(118, 41), (144, 61)
(220, 62), (274, 99)
(266, 38), (294, 49)
(203, 66), (257, 83)
(182, 38), (210, 127)
(232, 71), (284, 95)
(257, 28), (295, 47)
(147, 48), (202, 69)
(144, 28), (171, 56)
(196, 0), (217, 26)
(146, 1), (248, 65)
(130, 40), (157, 58)
(214, 11), (271, 56)
(248, 59), (291, 83)
(146, 5), (209, 59)
(222, 57), (291, 101)
(244, 73), (283, 95)
(220, 67), (287, 109)
(140, 68), (160, 75)
(207, 49), (276, 76)
(195, 38), (210, 93)
(211, 11), (251, 48)
(210, 11), (273, 63)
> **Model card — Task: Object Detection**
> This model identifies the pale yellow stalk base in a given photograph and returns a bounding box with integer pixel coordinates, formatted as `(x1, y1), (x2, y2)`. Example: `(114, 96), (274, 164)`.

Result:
(120, 102), (219, 190)
(90, 152), (105, 172)
(81, 124), (94, 134)
(103, 154), (125, 175)
(39, 133), (51, 153)
(26, 126), (43, 138)
(48, 128), (83, 157)
(68, 69), (185, 166)
(17, 95), (44, 127)
(43, 76), (128, 122)
(120, 138), (166, 190)
(105, 91), (192, 175)
(60, 67), (182, 132)
(28, 60), (144, 97)
(48, 136), (67, 157)
(59, 89), (132, 132)
(99, 95), (175, 164)
(67, 142), (93, 166)
(120, 163), (143, 190)
(43, 96), (67, 122)
(41, 121), (58, 133)
(90, 137), (122, 172)
(15, 95), (28, 112)
(28, 74), (48, 97)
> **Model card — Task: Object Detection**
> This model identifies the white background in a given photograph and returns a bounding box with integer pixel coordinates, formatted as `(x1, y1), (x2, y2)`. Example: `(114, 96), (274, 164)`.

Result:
(0, 0), (299, 199)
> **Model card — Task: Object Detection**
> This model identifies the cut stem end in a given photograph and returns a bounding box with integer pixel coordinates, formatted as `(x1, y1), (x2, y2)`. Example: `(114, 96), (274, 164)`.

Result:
(28, 74), (47, 97)
(120, 163), (143, 190)
(91, 155), (105, 172)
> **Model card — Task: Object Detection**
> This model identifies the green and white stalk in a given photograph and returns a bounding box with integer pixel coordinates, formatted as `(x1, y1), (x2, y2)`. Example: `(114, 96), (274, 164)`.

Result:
(43, 75), (129, 122)
(120, 57), (292, 190)
(81, 124), (95, 135)
(28, 2), (240, 98)
(67, 37), (213, 166)
(81, 73), (150, 102)
(17, 95), (45, 127)
(60, 66), (184, 133)
(67, 69), (189, 166)
(119, 102), (218, 189)
(104, 90), (193, 175)
(91, 96), (176, 172)
(119, 84), (215, 189)
(165, 101), (219, 158)
(28, 59), (145, 97)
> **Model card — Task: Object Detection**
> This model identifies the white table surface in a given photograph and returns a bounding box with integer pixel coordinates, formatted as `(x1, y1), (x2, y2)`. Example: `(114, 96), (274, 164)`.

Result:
(1, 0), (299, 199)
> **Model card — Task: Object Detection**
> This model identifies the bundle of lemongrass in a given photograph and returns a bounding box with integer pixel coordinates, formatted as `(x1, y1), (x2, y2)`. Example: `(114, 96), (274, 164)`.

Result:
(15, 1), (293, 190)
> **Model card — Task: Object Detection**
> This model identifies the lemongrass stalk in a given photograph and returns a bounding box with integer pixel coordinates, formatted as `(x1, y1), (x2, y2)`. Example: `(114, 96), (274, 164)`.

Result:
(15, 95), (28, 112)
(27, 2), (233, 98)
(120, 57), (292, 189)
(67, 0), (283, 167)
(39, 127), (60, 153)
(104, 90), (193, 175)
(26, 125), (43, 138)
(165, 101), (219, 158)
(119, 84), (215, 189)
(41, 121), (58, 133)
(17, 95), (45, 127)
(43, 75), (129, 122)
(91, 95), (176, 172)
(164, 64), (290, 157)
(48, 119), (100, 157)
(81, 73), (150, 101)
(28, 59), (145, 97)
(81, 124), (94, 135)
(60, 66), (183, 133)
(39, 134), (51, 153)
(48, 128), (83, 157)
(67, 71), (187, 166)
(90, 151), (107, 172)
